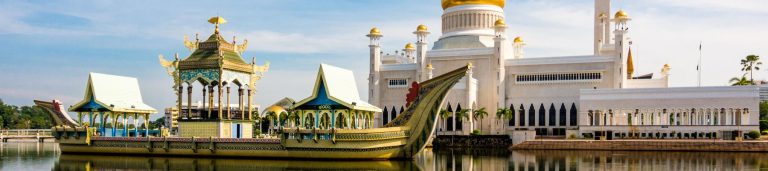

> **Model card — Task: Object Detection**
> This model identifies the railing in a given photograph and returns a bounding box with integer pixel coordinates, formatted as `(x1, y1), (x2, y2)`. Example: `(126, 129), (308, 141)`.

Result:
(0, 129), (53, 136)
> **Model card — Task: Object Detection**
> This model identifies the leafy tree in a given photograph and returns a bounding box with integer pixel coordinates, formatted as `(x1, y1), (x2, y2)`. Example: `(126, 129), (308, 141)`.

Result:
(730, 74), (753, 86)
(740, 54), (762, 83)
(455, 109), (470, 132)
(150, 117), (166, 129)
(439, 109), (450, 133)
(496, 108), (513, 134)
(472, 107), (488, 132)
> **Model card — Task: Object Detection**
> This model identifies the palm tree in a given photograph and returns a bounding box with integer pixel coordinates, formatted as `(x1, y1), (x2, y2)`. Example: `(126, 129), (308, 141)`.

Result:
(264, 111), (277, 135)
(740, 54), (762, 83)
(472, 107), (488, 132)
(496, 108), (512, 134)
(455, 109), (470, 133)
(730, 74), (753, 86)
(439, 109), (450, 135)
(288, 111), (299, 128)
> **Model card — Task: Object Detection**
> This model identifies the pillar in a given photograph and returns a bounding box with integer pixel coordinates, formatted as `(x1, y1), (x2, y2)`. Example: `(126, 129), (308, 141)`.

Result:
(247, 88), (253, 120)
(133, 113), (138, 137)
(122, 112), (128, 137)
(202, 85), (207, 117)
(226, 86), (231, 119)
(187, 85), (192, 119)
(178, 84), (183, 121)
(208, 85), (214, 118)
(100, 112), (105, 135)
(144, 114), (149, 136)
(111, 113), (117, 137)
(238, 88), (244, 118)
(218, 82), (223, 120)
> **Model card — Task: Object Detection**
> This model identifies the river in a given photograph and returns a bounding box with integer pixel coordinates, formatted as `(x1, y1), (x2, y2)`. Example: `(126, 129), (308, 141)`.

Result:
(1, 142), (767, 170)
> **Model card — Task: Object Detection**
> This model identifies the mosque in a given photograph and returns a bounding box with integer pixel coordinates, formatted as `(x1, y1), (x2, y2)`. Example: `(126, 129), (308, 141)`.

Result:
(368, 0), (760, 139)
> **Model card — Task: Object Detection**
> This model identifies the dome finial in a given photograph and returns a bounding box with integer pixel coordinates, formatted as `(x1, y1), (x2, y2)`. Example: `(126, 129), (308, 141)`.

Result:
(417, 25), (428, 32)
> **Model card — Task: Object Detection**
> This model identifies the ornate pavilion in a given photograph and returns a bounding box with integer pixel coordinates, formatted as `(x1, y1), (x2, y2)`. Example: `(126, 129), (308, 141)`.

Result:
(285, 64), (382, 140)
(69, 73), (157, 137)
(159, 16), (269, 138)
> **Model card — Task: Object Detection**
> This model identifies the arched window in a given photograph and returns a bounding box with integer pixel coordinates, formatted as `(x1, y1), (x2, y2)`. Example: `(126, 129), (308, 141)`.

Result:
(538, 104), (546, 126)
(519, 104), (526, 126)
(548, 103), (556, 126)
(569, 103), (577, 126)
(528, 104), (535, 126)
(559, 103), (567, 126)
(382, 108), (389, 125)
(509, 104), (516, 127)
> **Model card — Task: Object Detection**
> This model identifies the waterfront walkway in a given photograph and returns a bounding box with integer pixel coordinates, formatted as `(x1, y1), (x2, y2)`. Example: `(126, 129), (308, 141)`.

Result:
(0, 129), (54, 142)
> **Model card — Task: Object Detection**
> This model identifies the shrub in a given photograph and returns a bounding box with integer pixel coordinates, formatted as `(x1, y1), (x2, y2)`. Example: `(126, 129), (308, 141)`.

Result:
(470, 130), (481, 135)
(762, 131), (768, 136)
(761, 120), (768, 131)
(567, 134), (577, 139)
(747, 130), (761, 139)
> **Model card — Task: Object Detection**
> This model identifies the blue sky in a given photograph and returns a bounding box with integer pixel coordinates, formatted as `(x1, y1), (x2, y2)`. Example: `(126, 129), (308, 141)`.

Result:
(1, 0), (767, 119)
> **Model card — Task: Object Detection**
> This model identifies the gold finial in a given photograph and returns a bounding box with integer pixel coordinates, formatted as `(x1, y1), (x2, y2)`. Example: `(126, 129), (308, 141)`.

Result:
(427, 63), (433, 69)
(208, 16), (227, 34)
(417, 24), (428, 32)
(369, 27), (382, 36)
(513, 36), (523, 43)
(494, 19), (506, 27)
(405, 43), (415, 50)
(467, 62), (473, 69)
(614, 10), (629, 19)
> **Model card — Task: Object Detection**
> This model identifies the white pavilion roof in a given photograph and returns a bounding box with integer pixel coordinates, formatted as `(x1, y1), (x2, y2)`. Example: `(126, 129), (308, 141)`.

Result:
(294, 64), (382, 112)
(69, 72), (156, 113)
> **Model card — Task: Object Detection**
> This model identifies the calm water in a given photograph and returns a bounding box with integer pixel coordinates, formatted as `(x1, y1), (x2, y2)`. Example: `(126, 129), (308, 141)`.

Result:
(1, 142), (768, 170)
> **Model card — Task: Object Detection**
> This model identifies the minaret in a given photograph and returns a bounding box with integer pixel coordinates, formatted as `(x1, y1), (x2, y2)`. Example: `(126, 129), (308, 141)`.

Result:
(414, 24), (430, 81)
(367, 27), (383, 110)
(613, 10), (631, 88)
(404, 43), (416, 63)
(492, 19), (508, 133)
(513, 37), (525, 59)
(594, 0), (611, 55)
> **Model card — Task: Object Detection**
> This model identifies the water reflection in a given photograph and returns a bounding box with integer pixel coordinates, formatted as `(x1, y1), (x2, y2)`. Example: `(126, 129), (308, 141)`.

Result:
(2, 142), (768, 170)
(54, 154), (422, 171)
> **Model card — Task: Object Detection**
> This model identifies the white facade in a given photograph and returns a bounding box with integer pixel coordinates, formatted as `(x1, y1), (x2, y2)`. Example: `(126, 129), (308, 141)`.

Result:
(367, 0), (759, 138)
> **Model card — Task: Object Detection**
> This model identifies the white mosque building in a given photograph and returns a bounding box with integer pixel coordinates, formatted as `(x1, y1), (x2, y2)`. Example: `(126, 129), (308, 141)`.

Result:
(367, 0), (759, 139)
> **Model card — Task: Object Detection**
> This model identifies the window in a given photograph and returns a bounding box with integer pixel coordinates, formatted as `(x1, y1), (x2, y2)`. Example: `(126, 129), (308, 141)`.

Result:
(388, 79), (408, 88)
(516, 72), (602, 84)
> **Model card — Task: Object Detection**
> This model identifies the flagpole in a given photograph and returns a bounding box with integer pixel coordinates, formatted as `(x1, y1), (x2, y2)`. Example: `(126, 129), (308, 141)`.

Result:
(698, 41), (702, 87)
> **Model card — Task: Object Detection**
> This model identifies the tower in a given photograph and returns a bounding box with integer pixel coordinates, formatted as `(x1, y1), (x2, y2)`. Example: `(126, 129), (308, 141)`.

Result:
(414, 25), (430, 81)
(440, 0), (505, 38)
(367, 28), (383, 110)
(594, 0), (611, 55)
(493, 19), (508, 109)
(613, 10), (632, 88)
(512, 36), (525, 59)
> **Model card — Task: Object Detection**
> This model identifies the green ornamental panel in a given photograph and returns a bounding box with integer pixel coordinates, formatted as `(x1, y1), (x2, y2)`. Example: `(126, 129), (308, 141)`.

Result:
(181, 69), (221, 84)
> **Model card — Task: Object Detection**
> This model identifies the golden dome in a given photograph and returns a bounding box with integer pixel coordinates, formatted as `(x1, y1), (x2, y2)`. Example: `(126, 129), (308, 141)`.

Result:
(494, 19), (506, 27)
(513, 36), (523, 43)
(442, 0), (505, 10)
(416, 24), (428, 32)
(405, 43), (415, 50)
(614, 10), (629, 19)
(369, 27), (382, 35)
(265, 105), (286, 114)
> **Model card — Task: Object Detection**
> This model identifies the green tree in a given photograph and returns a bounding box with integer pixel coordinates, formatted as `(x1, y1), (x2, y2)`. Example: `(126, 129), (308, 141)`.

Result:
(496, 108), (512, 134)
(439, 109), (450, 134)
(472, 107), (488, 132)
(730, 74), (753, 86)
(455, 109), (470, 132)
(740, 54), (762, 83)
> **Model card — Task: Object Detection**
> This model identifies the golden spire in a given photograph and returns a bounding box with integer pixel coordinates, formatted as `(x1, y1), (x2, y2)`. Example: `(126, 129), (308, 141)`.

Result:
(369, 27), (382, 36)
(513, 36), (523, 43)
(417, 25), (428, 32)
(627, 47), (634, 79)
(405, 43), (415, 50)
(427, 63), (433, 69)
(494, 19), (506, 27)
(614, 10), (629, 19)
(208, 16), (227, 34)
(442, 0), (505, 10)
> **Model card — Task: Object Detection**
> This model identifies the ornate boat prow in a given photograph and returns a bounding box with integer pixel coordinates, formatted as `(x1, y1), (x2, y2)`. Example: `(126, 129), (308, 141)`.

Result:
(34, 100), (79, 127)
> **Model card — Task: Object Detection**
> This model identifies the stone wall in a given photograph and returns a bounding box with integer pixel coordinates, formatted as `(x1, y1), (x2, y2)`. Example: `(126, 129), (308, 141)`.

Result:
(432, 135), (511, 148)
(512, 140), (768, 152)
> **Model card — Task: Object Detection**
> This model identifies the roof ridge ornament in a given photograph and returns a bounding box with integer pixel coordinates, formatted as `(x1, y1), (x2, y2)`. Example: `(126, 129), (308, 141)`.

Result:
(208, 16), (227, 34)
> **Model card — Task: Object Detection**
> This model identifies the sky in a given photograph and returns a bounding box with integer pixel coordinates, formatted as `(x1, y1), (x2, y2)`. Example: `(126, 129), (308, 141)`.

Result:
(0, 0), (767, 119)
